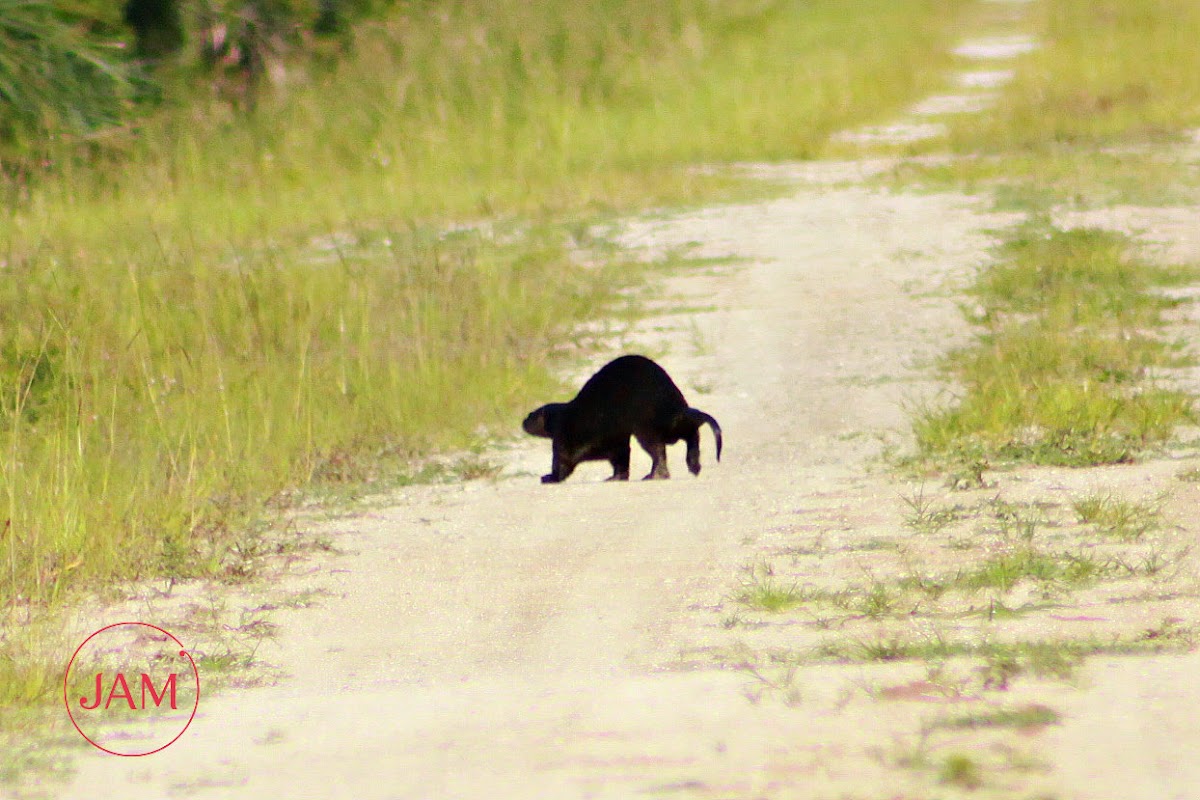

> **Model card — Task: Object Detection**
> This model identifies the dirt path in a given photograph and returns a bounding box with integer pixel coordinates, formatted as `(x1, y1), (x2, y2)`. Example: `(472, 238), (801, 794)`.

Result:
(56, 8), (1200, 800)
(58, 177), (1006, 798)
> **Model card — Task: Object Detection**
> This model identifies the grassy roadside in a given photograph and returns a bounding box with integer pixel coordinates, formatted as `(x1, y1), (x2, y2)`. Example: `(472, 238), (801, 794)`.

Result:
(894, 0), (1200, 474)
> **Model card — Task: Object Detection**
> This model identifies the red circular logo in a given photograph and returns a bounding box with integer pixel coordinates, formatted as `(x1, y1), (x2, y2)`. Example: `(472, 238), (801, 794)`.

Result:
(63, 622), (200, 756)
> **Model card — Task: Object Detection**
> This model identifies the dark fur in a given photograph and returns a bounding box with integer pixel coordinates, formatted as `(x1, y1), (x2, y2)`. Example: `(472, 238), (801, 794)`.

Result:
(523, 354), (722, 483)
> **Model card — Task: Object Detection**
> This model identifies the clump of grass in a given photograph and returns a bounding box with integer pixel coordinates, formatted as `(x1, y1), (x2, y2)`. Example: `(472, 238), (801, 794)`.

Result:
(975, 228), (1196, 324)
(0, 1), (132, 147)
(913, 226), (1197, 470)
(857, 582), (905, 619)
(1177, 466), (1200, 483)
(901, 485), (967, 534)
(956, 548), (1108, 593)
(938, 753), (983, 790)
(449, 454), (504, 482)
(855, 634), (913, 663)
(981, 640), (1081, 686)
(1072, 492), (1162, 540)
(0, 636), (61, 710)
(737, 577), (812, 614)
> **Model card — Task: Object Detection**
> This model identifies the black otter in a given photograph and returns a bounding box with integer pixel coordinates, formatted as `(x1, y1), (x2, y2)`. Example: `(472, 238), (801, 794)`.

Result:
(523, 354), (722, 483)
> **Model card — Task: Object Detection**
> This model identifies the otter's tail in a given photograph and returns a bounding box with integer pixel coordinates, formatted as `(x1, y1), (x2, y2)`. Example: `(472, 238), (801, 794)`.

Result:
(681, 408), (722, 462)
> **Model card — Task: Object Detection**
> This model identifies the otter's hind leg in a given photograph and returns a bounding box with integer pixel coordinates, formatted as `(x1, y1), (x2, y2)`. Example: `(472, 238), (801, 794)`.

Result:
(684, 428), (702, 475)
(606, 439), (631, 481)
(636, 434), (670, 480)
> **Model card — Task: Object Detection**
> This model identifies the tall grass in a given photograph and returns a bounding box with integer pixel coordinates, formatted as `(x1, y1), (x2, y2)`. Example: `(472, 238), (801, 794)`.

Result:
(10, 0), (970, 247)
(1, 229), (610, 605)
(0, 0), (972, 611)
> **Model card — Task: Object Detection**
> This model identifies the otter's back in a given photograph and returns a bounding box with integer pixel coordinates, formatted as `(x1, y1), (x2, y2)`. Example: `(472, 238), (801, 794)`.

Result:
(570, 355), (687, 432)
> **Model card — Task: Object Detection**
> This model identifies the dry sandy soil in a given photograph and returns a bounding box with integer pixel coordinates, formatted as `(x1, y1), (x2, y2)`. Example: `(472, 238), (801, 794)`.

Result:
(40, 10), (1200, 800)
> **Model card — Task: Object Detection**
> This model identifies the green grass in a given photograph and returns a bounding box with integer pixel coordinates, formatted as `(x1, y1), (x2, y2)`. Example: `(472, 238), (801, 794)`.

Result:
(901, 486), (967, 535)
(912, 226), (1197, 469)
(6, 0), (972, 244)
(813, 629), (1192, 672)
(1, 228), (622, 606)
(956, 547), (1110, 593)
(973, 228), (1195, 323)
(0, 1), (130, 147)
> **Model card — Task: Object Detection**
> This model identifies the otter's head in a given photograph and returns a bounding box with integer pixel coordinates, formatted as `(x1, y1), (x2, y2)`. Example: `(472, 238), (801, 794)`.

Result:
(522, 403), (566, 438)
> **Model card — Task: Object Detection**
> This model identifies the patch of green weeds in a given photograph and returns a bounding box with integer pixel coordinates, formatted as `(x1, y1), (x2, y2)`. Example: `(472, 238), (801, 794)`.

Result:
(736, 577), (814, 614)
(975, 228), (1196, 322)
(958, 548), (1111, 593)
(889, 150), (1200, 215)
(1072, 492), (1163, 541)
(951, 0), (1200, 154)
(853, 633), (914, 663)
(1136, 617), (1196, 648)
(890, 0), (1200, 209)
(809, 631), (1189, 679)
(986, 499), (1047, 544)
(1110, 545), (1186, 578)
(893, 0), (1200, 475)
(902, 485), (968, 535)
(857, 582), (906, 619)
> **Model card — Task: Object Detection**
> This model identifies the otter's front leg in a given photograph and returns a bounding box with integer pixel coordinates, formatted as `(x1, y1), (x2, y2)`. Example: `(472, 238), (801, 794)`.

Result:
(542, 441), (577, 483)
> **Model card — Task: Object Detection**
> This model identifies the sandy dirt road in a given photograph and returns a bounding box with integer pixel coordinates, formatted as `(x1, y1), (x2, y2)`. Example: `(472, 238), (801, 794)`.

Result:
(56, 175), (1200, 800)
(56, 179), (1022, 798)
